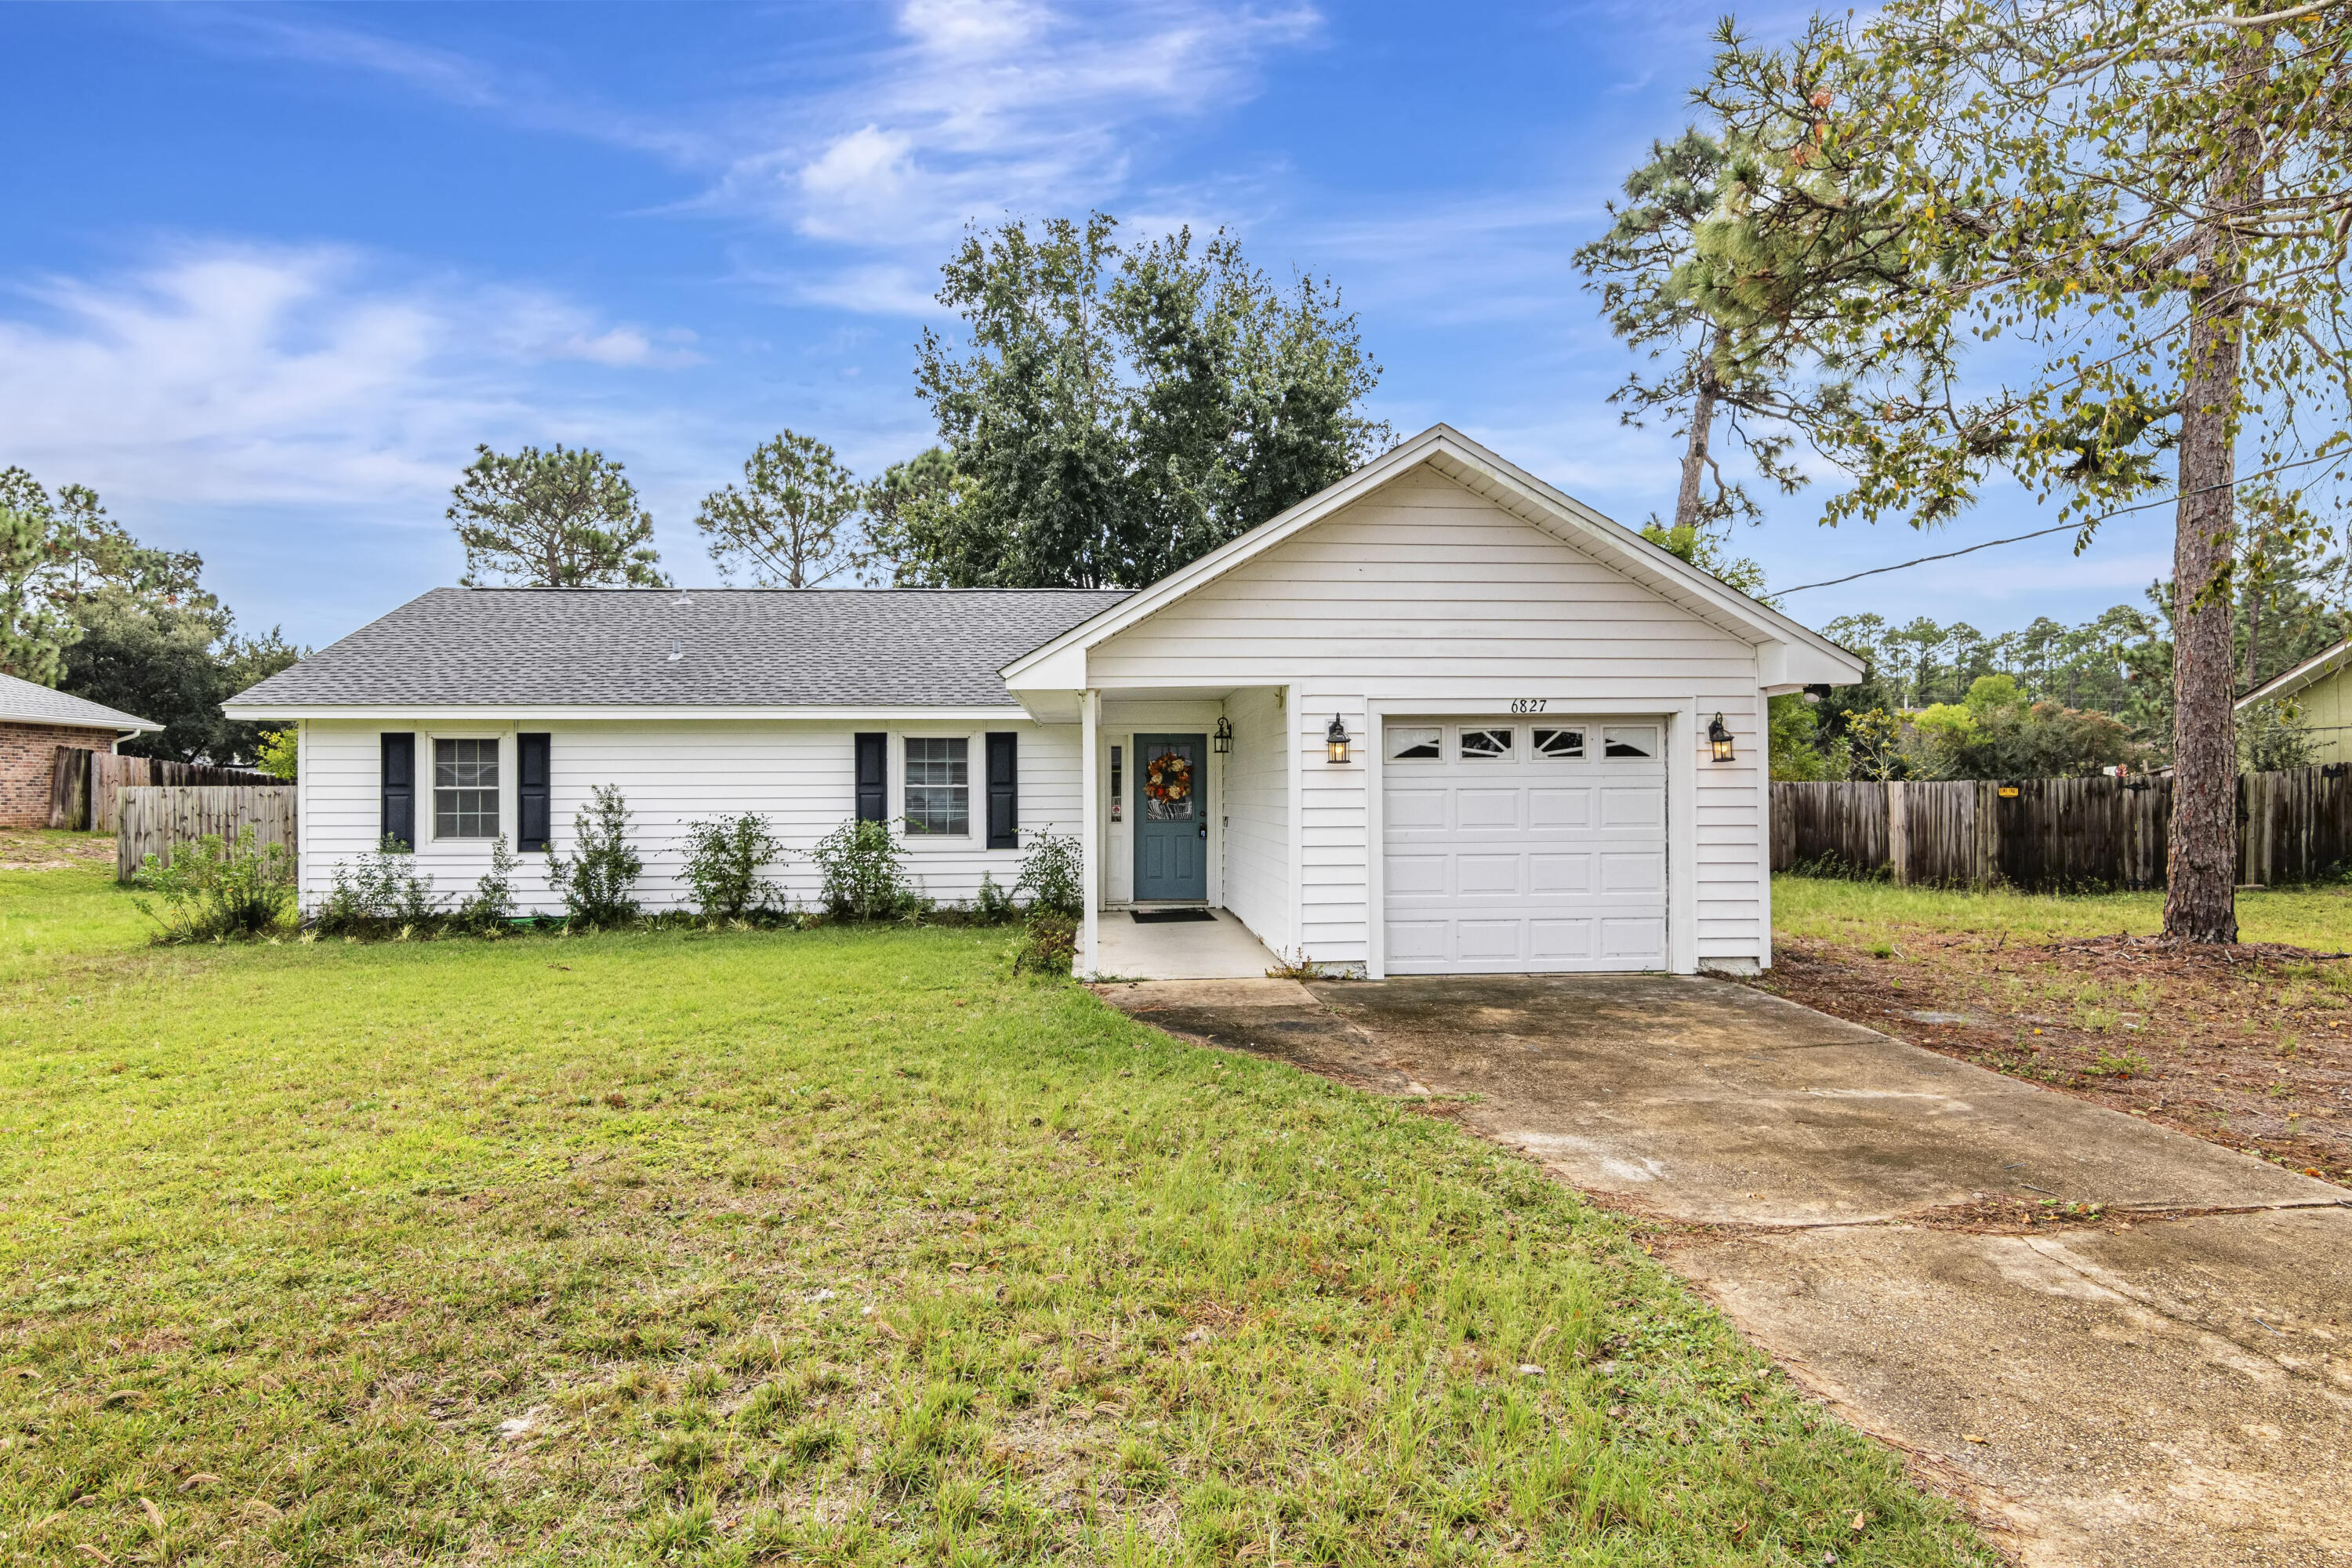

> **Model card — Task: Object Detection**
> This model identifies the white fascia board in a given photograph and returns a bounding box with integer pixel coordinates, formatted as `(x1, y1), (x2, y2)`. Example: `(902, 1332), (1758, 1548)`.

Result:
(1758, 638), (1867, 689)
(996, 423), (1863, 684)
(2236, 637), (2350, 707)
(0, 712), (163, 733)
(1002, 641), (1090, 695)
(219, 702), (1033, 723)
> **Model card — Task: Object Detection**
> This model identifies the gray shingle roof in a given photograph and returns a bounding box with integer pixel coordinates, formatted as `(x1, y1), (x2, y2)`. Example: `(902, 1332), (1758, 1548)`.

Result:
(227, 587), (1134, 711)
(0, 671), (162, 731)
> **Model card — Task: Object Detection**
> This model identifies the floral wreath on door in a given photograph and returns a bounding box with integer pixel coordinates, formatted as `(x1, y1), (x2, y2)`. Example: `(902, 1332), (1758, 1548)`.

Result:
(1143, 750), (1194, 821)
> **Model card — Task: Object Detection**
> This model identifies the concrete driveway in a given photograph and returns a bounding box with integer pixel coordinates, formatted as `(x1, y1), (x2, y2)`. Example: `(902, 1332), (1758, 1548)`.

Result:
(1098, 973), (2352, 1568)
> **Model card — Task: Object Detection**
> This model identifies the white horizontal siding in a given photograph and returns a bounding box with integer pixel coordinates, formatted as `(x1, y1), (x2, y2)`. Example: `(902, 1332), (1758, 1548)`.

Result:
(299, 718), (1076, 917)
(1088, 466), (1769, 970)
(1221, 685), (1290, 954)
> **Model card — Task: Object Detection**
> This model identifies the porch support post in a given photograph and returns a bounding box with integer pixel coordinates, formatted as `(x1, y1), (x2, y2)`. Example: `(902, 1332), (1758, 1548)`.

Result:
(1080, 687), (1100, 978)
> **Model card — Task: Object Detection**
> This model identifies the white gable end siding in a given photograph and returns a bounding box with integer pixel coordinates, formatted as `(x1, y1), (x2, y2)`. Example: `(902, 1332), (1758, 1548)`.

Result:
(1087, 468), (1769, 971)
(298, 717), (1076, 915)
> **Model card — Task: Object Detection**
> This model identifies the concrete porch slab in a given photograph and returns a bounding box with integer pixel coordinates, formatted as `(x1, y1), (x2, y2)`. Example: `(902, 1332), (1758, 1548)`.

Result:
(1090, 908), (1282, 982)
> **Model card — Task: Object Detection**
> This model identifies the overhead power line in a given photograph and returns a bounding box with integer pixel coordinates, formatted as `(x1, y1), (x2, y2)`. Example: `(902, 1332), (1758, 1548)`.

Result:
(1774, 450), (2347, 596)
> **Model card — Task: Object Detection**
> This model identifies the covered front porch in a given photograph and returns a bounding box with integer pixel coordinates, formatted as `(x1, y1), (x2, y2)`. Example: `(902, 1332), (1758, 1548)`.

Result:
(1067, 684), (1304, 982)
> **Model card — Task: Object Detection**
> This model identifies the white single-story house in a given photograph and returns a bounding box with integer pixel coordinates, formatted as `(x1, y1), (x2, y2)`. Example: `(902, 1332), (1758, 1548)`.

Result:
(227, 426), (1861, 978)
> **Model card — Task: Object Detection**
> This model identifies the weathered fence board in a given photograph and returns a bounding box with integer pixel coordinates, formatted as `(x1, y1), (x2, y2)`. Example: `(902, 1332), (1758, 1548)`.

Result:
(1772, 764), (2350, 891)
(46, 747), (278, 831)
(116, 786), (298, 884)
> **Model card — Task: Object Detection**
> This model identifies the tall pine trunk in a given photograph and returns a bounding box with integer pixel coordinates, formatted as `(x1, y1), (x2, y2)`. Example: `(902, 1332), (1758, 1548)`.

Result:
(1674, 358), (1720, 533)
(2163, 27), (2268, 944)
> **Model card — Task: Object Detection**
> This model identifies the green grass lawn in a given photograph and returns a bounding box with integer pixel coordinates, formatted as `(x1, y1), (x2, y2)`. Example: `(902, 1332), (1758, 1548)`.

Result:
(1773, 873), (2352, 950)
(0, 863), (1987, 1566)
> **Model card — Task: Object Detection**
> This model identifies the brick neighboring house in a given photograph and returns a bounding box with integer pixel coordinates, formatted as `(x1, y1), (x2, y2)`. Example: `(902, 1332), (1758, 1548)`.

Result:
(0, 672), (162, 829)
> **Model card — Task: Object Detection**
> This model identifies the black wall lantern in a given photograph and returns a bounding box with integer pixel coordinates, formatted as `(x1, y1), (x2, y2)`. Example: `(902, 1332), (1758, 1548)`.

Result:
(1212, 716), (1233, 754)
(1708, 713), (1735, 763)
(1325, 715), (1352, 764)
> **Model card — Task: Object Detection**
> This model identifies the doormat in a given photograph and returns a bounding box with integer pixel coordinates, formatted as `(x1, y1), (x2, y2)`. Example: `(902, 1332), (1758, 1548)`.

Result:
(1131, 909), (1217, 924)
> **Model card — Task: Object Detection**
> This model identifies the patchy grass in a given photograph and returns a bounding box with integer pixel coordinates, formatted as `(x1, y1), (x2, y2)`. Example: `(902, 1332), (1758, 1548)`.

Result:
(1, 862), (1989, 1566)
(1766, 875), (2352, 1187)
(1773, 873), (2352, 953)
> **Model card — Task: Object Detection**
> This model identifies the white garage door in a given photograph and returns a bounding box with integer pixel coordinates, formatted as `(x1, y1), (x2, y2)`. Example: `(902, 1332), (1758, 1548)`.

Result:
(1382, 717), (1668, 974)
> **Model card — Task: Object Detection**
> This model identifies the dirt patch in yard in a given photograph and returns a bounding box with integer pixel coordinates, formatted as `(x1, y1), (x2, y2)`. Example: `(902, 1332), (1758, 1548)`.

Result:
(0, 829), (114, 869)
(1756, 931), (2352, 1189)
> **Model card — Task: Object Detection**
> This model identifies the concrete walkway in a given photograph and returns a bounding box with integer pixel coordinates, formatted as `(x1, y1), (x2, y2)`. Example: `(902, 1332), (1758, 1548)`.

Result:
(1097, 972), (2352, 1568)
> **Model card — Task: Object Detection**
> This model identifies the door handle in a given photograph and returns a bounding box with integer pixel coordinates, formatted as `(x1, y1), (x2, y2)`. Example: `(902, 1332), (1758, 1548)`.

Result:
(1197, 825), (1207, 839)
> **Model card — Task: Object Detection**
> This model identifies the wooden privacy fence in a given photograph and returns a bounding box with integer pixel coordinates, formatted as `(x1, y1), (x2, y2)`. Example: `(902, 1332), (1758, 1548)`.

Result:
(115, 786), (298, 884)
(49, 747), (279, 833)
(1771, 764), (2352, 891)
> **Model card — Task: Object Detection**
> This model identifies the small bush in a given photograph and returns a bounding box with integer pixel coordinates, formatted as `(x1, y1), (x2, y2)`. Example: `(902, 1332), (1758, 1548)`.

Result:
(131, 826), (296, 943)
(451, 836), (523, 935)
(811, 818), (914, 920)
(681, 813), (787, 920)
(547, 784), (642, 927)
(970, 871), (1014, 926)
(1012, 909), (1077, 976)
(316, 837), (438, 936)
(1014, 829), (1082, 915)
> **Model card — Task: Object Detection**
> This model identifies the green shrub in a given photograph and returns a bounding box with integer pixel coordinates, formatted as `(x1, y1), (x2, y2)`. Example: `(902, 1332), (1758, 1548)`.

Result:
(681, 813), (787, 920)
(1011, 910), (1078, 976)
(317, 837), (438, 935)
(969, 871), (1014, 926)
(811, 818), (913, 920)
(1014, 829), (1083, 915)
(547, 784), (643, 927)
(451, 836), (523, 935)
(131, 826), (296, 943)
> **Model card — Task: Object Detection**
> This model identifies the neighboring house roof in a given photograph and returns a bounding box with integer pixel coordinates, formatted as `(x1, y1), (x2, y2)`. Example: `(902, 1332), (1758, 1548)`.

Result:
(224, 587), (1134, 716)
(2237, 637), (2350, 707)
(0, 671), (162, 733)
(1000, 423), (1866, 689)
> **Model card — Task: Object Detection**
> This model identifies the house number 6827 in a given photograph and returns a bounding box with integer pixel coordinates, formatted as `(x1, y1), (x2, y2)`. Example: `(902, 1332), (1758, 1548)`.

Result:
(1509, 698), (1548, 713)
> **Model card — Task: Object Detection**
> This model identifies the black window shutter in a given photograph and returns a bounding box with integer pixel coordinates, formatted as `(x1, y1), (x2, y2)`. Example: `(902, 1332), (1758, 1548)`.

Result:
(985, 731), (1018, 849)
(854, 731), (887, 823)
(379, 732), (415, 851)
(517, 733), (552, 851)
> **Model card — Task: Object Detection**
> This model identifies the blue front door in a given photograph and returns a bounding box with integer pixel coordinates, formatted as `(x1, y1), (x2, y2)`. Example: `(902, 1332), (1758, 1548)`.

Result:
(1133, 733), (1207, 902)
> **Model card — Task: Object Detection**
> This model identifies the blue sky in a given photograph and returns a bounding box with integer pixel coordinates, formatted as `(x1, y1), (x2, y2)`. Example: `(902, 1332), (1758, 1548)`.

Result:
(1, 1), (2176, 650)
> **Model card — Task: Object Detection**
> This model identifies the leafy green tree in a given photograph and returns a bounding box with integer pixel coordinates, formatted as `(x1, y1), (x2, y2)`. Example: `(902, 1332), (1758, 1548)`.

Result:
(1637, 519), (1768, 597)
(0, 472), (76, 683)
(64, 589), (301, 763)
(449, 444), (668, 589)
(863, 448), (976, 586)
(902, 213), (1389, 588)
(1714, 0), (2352, 939)
(696, 431), (872, 588)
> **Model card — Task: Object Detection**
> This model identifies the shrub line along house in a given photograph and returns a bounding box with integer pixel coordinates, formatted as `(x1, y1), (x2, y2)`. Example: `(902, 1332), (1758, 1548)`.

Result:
(227, 426), (1861, 978)
(0, 671), (162, 829)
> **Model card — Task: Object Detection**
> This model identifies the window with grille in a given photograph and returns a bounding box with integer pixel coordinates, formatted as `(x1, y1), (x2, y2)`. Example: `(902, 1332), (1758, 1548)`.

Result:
(905, 736), (970, 835)
(434, 738), (499, 839)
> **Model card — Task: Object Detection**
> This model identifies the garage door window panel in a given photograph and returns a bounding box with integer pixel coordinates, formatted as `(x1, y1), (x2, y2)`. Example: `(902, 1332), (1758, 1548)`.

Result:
(1534, 728), (1585, 759)
(1459, 728), (1513, 760)
(1602, 725), (1657, 759)
(1388, 726), (1442, 760)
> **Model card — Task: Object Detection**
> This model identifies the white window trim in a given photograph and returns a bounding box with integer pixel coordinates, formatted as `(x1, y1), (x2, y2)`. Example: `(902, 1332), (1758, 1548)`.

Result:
(895, 727), (979, 847)
(424, 730), (509, 848)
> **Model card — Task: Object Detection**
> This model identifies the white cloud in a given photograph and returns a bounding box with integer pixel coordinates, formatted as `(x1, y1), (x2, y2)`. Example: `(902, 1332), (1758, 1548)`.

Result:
(0, 242), (696, 510)
(708, 1), (1322, 256)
